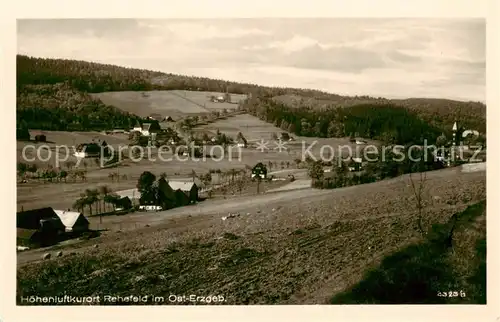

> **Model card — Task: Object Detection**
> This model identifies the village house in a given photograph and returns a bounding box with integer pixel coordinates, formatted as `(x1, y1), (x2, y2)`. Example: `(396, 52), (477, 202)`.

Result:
(168, 181), (199, 204)
(155, 178), (177, 209)
(74, 140), (108, 158)
(251, 162), (268, 179)
(54, 210), (90, 233)
(164, 115), (175, 122)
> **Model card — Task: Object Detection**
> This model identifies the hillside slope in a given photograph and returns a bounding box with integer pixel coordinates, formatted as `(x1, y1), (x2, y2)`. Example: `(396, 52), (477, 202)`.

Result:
(17, 55), (486, 137)
(273, 94), (486, 135)
(17, 168), (486, 304)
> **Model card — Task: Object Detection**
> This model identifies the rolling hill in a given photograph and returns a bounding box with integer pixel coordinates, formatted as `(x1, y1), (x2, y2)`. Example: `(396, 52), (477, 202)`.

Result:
(92, 90), (247, 118)
(17, 55), (486, 142)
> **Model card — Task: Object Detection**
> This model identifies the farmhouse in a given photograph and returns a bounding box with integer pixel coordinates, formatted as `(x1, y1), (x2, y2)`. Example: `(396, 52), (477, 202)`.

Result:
(54, 210), (90, 233)
(251, 162), (268, 179)
(74, 141), (108, 158)
(165, 115), (175, 122)
(156, 178), (177, 209)
(17, 207), (65, 246)
(168, 181), (199, 204)
(17, 207), (64, 231)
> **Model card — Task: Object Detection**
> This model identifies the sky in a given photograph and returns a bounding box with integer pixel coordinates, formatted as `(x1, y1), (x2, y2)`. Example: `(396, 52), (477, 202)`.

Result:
(17, 18), (485, 102)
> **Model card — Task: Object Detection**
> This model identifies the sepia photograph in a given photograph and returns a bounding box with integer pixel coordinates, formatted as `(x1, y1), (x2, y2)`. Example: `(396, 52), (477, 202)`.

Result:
(2, 0), (498, 320)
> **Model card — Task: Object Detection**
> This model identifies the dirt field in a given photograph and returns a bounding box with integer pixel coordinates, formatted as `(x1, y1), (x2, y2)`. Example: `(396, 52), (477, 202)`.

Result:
(17, 167), (486, 304)
(92, 90), (247, 118)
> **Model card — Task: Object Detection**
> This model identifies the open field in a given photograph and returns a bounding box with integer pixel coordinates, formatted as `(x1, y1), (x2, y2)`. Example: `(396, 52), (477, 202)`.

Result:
(17, 167), (486, 304)
(92, 90), (247, 118)
(193, 113), (381, 159)
(18, 114), (346, 212)
(17, 130), (129, 168)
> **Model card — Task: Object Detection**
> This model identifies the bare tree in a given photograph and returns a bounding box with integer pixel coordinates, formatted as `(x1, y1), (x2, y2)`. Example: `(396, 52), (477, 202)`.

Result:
(236, 178), (245, 195)
(408, 170), (428, 236)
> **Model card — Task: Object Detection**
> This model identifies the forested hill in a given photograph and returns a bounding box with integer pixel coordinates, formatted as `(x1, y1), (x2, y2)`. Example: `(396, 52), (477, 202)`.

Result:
(17, 55), (486, 139)
(16, 55), (331, 96)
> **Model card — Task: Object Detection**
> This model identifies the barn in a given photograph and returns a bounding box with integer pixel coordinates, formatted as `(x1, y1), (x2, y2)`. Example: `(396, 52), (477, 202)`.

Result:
(17, 207), (65, 246)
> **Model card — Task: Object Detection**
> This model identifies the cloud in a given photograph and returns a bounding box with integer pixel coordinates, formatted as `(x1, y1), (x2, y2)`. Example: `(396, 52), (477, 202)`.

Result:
(16, 18), (485, 102)
(139, 20), (271, 41)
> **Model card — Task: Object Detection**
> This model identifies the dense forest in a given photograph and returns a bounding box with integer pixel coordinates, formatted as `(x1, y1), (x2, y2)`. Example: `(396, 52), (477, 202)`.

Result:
(17, 55), (486, 140)
(272, 95), (486, 136)
(242, 96), (442, 145)
(17, 83), (142, 131)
